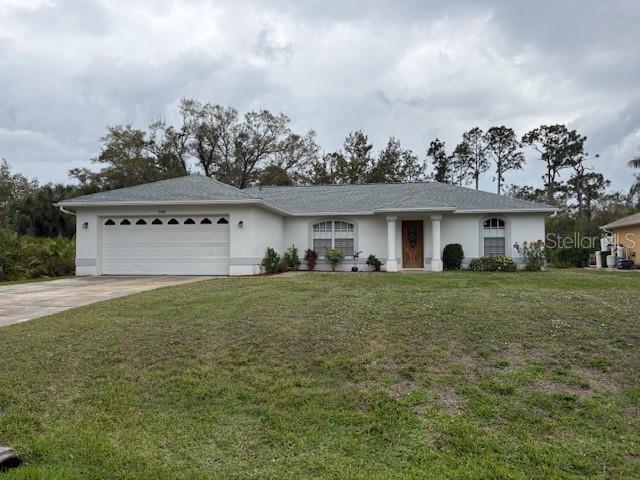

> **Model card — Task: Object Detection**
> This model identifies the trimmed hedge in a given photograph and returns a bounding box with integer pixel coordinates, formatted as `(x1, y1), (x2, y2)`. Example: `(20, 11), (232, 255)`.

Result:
(468, 255), (517, 272)
(443, 243), (464, 270)
(0, 229), (75, 281)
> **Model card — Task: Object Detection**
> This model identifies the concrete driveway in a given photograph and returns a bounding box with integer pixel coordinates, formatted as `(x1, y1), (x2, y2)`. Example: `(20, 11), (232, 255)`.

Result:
(0, 276), (212, 327)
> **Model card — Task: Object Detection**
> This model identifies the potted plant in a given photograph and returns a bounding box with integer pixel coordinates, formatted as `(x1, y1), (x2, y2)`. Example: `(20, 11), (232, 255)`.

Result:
(351, 250), (362, 272)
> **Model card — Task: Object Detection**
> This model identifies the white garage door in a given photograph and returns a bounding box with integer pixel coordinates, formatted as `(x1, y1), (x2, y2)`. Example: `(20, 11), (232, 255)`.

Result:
(101, 215), (230, 275)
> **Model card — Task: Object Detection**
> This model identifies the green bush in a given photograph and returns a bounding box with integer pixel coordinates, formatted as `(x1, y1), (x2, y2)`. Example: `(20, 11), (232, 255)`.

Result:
(0, 229), (75, 281)
(442, 243), (464, 270)
(366, 254), (382, 272)
(324, 248), (344, 272)
(468, 255), (517, 272)
(513, 240), (546, 271)
(282, 245), (301, 270)
(260, 247), (281, 274)
(555, 248), (592, 268)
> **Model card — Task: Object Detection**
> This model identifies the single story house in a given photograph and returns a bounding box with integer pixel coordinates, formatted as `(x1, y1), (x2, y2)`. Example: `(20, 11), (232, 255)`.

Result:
(57, 175), (555, 276)
(601, 212), (640, 266)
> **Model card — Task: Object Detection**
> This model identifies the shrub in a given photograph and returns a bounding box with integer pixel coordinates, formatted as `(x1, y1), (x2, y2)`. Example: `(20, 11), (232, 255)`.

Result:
(304, 249), (318, 271)
(0, 229), (75, 281)
(442, 243), (464, 270)
(555, 247), (592, 268)
(366, 254), (382, 272)
(468, 255), (517, 272)
(282, 245), (301, 270)
(324, 248), (344, 272)
(513, 240), (546, 271)
(260, 247), (281, 274)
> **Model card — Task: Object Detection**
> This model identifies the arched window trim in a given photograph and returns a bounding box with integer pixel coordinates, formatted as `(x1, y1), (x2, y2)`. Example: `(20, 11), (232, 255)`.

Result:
(216, 217), (229, 225)
(152, 218), (163, 225)
(120, 219), (131, 225)
(479, 216), (511, 257)
(184, 218), (195, 225)
(308, 218), (358, 258)
(201, 218), (212, 224)
(105, 219), (115, 226)
(136, 219), (147, 225)
(168, 218), (179, 225)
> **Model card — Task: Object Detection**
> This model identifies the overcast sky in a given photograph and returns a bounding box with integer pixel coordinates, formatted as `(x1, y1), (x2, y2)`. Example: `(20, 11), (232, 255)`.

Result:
(1, 0), (639, 192)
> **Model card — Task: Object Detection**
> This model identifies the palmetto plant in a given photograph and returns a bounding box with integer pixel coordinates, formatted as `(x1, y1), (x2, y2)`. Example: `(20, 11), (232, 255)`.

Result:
(0, 229), (75, 281)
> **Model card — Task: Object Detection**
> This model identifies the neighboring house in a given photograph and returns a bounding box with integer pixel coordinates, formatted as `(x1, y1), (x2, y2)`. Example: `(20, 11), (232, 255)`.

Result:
(57, 175), (555, 276)
(601, 212), (640, 266)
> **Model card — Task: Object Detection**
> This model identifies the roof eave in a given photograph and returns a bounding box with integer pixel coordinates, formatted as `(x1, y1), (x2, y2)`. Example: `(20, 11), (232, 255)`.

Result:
(453, 207), (558, 214)
(56, 199), (290, 216)
(373, 207), (457, 214)
(600, 221), (640, 230)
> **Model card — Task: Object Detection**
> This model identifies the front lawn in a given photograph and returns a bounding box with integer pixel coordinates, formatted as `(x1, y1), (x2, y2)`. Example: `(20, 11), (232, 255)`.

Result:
(0, 270), (638, 479)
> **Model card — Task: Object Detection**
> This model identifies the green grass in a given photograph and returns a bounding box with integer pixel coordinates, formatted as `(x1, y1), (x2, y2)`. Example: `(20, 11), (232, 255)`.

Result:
(0, 270), (639, 479)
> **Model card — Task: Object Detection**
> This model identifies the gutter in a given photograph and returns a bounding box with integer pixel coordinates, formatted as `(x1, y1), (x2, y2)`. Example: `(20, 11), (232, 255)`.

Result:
(55, 201), (558, 217)
(57, 205), (76, 216)
(55, 198), (290, 216)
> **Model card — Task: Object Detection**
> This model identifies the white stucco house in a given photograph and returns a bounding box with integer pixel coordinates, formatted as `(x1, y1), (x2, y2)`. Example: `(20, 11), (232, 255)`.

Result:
(58, 175), (555, 276)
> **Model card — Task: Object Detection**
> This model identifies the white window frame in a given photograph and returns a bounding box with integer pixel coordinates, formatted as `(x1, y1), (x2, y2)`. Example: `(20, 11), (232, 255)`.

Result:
(479, 217), (510, 257)
(310, 219), (357, 258)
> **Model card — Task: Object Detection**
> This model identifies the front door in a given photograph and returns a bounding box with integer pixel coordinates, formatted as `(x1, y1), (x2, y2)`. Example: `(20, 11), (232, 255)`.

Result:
(402, 220), (424, 268)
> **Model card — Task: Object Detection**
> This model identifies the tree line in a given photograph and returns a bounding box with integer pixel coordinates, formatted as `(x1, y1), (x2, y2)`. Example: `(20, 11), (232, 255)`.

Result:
(1, 98), (639, 238)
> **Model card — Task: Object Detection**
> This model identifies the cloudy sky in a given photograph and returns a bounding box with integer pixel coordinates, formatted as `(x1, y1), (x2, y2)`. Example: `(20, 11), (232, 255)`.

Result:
(1, 0), (639, 192)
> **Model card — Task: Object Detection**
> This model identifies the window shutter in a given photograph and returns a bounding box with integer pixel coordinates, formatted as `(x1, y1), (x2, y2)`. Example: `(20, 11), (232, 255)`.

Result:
(484, 237), (506, 256)
(313, 238), (332, 257)
(334, 238), (354, 256)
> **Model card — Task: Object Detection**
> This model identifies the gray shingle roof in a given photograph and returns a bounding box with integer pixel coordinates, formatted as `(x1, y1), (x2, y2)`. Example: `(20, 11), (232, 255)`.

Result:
(60, 175), (255, 204)
(247, 182), (556, 214)
(601, 212), (640, 230)
(60, 175), (556, 213)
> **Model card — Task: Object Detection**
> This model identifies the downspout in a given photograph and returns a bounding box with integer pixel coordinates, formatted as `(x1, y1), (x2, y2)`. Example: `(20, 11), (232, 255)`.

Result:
(57, 205), (76, 216)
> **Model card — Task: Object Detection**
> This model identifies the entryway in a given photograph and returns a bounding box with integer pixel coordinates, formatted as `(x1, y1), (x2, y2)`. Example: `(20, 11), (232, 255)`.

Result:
(402, 220), (424, 268)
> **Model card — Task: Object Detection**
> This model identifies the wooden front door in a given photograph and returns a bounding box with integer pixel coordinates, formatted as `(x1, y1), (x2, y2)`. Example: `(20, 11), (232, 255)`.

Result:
(402, 220), (424, 268)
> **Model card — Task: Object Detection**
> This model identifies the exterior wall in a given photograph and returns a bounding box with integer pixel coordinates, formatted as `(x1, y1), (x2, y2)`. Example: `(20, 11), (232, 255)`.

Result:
(284, 212), (547, 271)
(73, 204), (282, 276)
(442, 213), (546, 266)
(611, 225), (640, 265)
(238, 207), (285, 275)
(283, 215), (387, 271)
(73, 205), (548, 276)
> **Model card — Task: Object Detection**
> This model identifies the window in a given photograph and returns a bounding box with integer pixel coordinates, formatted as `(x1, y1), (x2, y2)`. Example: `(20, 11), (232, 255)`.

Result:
(105, 219), (115, 226)
(483, 218), (506, 256)
(120, 219), (131, 225)
(200, 218), (212, 224)
(136, 219), (147, 225)
(168, 218), (179, 225)
(152, 218), (163, 225)
(312, 220), (355, 257)
(184, 218), (195, 224)
(216, 217), (229, 225)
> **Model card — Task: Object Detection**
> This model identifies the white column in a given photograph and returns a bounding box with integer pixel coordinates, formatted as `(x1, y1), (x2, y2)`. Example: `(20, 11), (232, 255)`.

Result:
(385, 215), (398, 272)
(431, 214), (443, 272)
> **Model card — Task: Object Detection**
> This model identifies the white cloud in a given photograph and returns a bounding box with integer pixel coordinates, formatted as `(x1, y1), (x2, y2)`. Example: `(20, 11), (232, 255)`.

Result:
(0, 0), (638, 192)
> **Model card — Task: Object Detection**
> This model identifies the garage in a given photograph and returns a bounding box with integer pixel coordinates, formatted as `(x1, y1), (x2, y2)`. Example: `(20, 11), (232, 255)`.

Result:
(100, 215), (230, 275)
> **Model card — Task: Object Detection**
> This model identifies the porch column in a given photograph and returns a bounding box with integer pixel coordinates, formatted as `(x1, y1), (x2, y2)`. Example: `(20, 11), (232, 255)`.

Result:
(431, 214), (443, 272)
(385, 215), (398, 272)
